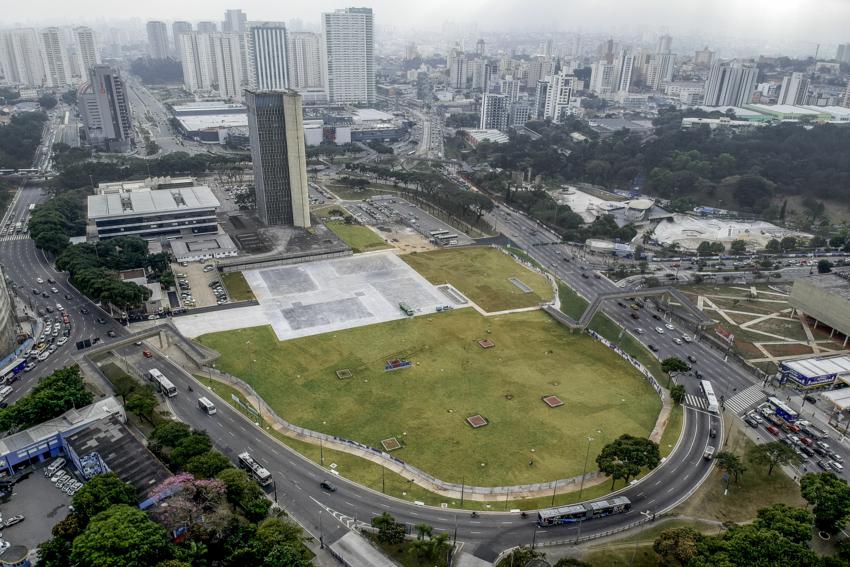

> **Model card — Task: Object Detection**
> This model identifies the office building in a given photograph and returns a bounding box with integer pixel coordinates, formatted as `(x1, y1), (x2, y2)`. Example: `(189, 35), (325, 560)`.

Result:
(543, 72), (576, 123)
(74, 27), (98, 77)
(223, 9), (248, 33)
(526, 57), (554, 88)
(0, 28), (45, 86)
(703, 61), (757, 107)
(790, 269), (850, 348)
(245, 90), (311, 228)
(590, 61), (616, 94)
(87, 181), (220, 239)
(657, 34), (672, 54)
(287, 32), (323, 90)
(694, 46), (714, 67)
(180, 32), (243, 100)
(777, 72), (810, 105)
(172, 21), (192, 60)
(614, 51), (635, 93)
(247, 22), (289, 91)
(479, 93), (509, 131)
(146, 21), (169, 59)
(322, 7), (375, 104)
(78, 64), (133, 152)
(471, 58), (494, 91)
(843, 79), (850, 109)
(534, 79), (550, 119)
(510, 103), (531, 127)
(448, 50), (467, 90)
(40, 27), (72, 87)
(499, 76), (520, 103)
(197, 21), (218, 34)
(646, 53), (674, 90)
(475, 38), (485, 56)
(836, 44), (850, 64)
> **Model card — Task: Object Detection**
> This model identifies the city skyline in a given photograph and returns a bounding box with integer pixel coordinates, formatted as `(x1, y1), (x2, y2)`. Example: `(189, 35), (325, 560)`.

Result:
(2, 0), (850, 46)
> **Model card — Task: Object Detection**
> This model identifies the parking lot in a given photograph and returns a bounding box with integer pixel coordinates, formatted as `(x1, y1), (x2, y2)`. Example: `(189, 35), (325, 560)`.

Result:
(172, 262), (228, 310)
(0, 466), (73, 550)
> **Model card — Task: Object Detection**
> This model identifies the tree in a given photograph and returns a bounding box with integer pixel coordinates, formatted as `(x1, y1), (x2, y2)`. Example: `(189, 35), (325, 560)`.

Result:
(372, 512), (405, 544)
(765, 239), (781, 253)
(818, 259), (833, 274)
(150, 421), (192, 448)
(38, 93), (58, 109)
(800, 472), (850, 534)
(749, 441), (801, 476)
(697, 241), (714, 255)
(217, 468), (271, 521)
(670, 384), (686, 405)
(0, 366), (93, 433)
(653, 526), (701, 566)
(37, 536), (72, 567)
(780, 236), (798, 251)
(596, 434), (661, 489)
(730, 240), (747, 255)
(829, 235), (846, 249)
(170, 433), (213, 468)
(71, 505), (172, 566)
(72, 472), (138, 523)
(754, 503), (814, 544)
(125, 390), (158, 422)
(714, 451), (746, 484)
(662, 357), (690, 374)
(185, 451), (234, 479)
(415, 523), (433, 540)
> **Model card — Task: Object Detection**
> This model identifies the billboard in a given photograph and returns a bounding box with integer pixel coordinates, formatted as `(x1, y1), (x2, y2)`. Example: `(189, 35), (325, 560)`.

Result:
(779, 363), (837, 387)
(715, 324), (734, 344)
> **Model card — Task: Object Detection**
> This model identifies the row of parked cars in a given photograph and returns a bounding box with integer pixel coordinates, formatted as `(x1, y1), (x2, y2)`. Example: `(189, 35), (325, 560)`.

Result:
(44, 457), (83, 496)
(744, 404), (844, 473)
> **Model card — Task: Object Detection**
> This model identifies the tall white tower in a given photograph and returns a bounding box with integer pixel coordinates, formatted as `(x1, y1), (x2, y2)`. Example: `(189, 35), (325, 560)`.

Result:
(321, 7), (374, 104)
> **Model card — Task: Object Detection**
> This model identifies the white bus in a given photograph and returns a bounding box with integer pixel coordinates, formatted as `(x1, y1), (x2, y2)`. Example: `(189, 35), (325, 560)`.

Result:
(0, 386), (13, 402)
(238, 452), (272, 486)
(700, 379), (720, 414)
(28, 204), (35, 212)
(198, 396), (216, 415)
(429, 229), (449, 237)
(149, 368), (178, 397)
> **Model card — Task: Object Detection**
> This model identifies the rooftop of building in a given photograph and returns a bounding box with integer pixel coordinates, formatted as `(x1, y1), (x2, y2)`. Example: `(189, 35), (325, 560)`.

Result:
(463, 129), (510, 144)
(587, 118), (654, 134)
(65, 413), (172, 495)
(0, 396), (124, 456)
(96, 177), (196, 194)
(172, 101), (247, 114)
(177, 113), (249, 132)
(746, 104), (825, 115)
(170, 233), (237, 255)
(352, 108), (394, 122)
(781, 354), (850, 378)
(796, 268), (850, 301)
(88, 186), (220, 220)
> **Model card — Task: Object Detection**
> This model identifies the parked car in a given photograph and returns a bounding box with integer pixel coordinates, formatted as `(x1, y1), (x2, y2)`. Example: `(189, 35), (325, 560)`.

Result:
(4, 515), (24, 527)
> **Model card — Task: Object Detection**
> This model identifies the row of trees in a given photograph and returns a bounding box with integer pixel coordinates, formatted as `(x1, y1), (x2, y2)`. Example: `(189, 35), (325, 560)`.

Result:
(0, 111), (47, 169)
(130, 57), (183, 84)
(343, 163), (494, 224)
(28, 189), (88, 253)
(0, 366), (92, 433)
(371, 512), (452, 564)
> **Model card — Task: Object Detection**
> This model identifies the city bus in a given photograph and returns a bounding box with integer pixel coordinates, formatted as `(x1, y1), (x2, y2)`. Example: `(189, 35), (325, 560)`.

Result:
(767, 396), (798, 423)
(428, 229), (449, 238)
(0, 358), (26, 384)
(700, 379), (720, 413)
(28, 204), (35, 212)
(537, 496), (632, 527)
(238, 452), (272, 486)
(433, 233), (460, 246)
(197, 396), (216, 415)
(149, 368), (178, 397)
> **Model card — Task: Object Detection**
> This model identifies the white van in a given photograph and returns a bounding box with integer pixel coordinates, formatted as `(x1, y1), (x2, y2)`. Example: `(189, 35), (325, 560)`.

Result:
(45, 457), (66, 477)
(0, 386), (12, 402)
(198, 397), (216, 415)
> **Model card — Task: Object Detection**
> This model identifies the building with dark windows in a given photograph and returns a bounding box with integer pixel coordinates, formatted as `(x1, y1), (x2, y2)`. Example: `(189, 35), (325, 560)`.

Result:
(245, 89), (311, 228)
(87, 178), (219, 240)
(78, 64), (134, 152)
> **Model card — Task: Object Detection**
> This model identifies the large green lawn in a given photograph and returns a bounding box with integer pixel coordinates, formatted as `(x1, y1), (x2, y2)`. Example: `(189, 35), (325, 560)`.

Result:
(324, 220), (390, 253)
(198, 308), (661, 486)
(402, 247), (553, 312)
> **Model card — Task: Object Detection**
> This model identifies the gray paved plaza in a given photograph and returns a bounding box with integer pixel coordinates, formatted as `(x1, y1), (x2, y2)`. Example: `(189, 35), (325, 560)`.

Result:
(243, 251), (450, 341)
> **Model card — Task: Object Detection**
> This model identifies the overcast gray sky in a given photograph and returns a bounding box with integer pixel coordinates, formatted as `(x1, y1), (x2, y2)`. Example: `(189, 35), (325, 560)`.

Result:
(7, 0), (850, 44)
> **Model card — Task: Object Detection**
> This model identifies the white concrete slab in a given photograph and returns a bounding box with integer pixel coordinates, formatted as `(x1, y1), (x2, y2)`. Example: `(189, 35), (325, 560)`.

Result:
(329, 531), (397, 567)
(173, 305), (267, 338)
(242, 251), (450, 341)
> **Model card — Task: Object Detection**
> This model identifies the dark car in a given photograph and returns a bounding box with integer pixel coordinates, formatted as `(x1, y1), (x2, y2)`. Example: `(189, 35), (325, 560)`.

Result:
(320, 481), (336, 492)
(648, 344), (659, 352)
(96, 317), (107, 324)
(694, 371), (704, 380)
(709, 428), (717, 438)
(816, 460), (829, 470)
(744, 415), (759, 428)
(630, 313), (639, 320)
(80, 307), (89, 314)
(687, 355), (697, 364)
(562, 257), (570, 262)
(652, 314), (661, 320)
(581, 273), (589, 279)
(32, 288), (39, 295)
(107, 330), (117, 338)
(804, 394), (817, 405)
(41, 291), (50, 298)
(799, 445), (815, 457)
(64, 294), (72, 300)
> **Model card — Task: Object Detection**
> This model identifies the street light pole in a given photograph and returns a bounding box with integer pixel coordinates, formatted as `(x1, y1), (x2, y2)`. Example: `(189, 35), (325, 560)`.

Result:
(319, 511), (324, 549)
(578, 435), (594, 500)
(460, 476), (465, 507)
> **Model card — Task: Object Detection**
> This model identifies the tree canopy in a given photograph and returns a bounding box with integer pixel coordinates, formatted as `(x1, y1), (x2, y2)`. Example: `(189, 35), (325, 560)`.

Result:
(70, 505), (172, 567)
(800, 472), (850, 534)
(596, 434), (661, 488)
(0, 366), (92, 433)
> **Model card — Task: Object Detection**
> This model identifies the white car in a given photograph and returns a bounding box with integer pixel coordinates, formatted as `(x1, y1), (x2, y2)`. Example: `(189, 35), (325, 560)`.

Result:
(655, 327), (665, 334)
(56, 304), (64, 311)
(36, 277), (44, 284)
(673, 338), (683, 345)
(681, 335), (692, 343)
(37, 351), (49, 361)
(635, 328), (645, 334)
(665, 323), (675, 331)
(57, 336), (68, 346)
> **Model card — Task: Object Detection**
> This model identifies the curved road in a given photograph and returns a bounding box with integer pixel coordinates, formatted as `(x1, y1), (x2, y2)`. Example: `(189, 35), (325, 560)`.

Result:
(1, 182), (738, 562)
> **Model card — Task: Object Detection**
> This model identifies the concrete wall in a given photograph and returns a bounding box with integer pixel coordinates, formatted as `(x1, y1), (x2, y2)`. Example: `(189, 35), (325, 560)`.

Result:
(790, 279), (850, 338)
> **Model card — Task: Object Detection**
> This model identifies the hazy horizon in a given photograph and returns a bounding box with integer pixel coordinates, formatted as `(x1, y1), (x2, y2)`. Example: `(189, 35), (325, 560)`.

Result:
(4, 0), (849, 48)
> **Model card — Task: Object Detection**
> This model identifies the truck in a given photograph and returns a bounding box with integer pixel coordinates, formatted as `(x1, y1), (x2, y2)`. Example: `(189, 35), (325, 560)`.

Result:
(703, 446), (715, 460)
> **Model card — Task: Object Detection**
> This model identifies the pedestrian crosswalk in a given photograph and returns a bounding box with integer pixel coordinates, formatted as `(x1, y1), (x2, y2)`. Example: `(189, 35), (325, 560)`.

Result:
(0, 233), (29, 242)
(725, 385), (765, 416)
(685, 393), (708, 410)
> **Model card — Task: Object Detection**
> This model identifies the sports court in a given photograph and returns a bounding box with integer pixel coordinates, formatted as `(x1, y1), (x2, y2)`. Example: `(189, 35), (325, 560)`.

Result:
(243, 251), (451, 341)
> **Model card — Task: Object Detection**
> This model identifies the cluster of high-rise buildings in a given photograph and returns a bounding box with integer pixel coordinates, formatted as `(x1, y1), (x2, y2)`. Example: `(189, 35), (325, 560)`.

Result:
(147, 7), (374, 105)
(0, 25), (133, 153)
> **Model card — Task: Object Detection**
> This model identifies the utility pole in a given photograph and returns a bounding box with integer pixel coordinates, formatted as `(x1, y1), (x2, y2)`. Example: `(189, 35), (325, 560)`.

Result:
(460, 476), (465, 507)
(578, 435), (594, 500)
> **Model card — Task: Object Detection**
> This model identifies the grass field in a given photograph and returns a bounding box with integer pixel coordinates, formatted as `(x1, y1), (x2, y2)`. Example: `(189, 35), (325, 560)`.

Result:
(198, 308), (661, 486)
(324, 221), (390, 253)
(558, 282), (589, 320)
(220, 272), (255, 301)
(402, 247), (553, 312)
